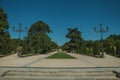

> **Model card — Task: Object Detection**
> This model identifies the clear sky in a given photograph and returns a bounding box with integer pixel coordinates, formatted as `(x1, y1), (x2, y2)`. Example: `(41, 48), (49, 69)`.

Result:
(0, 0), (120, 46)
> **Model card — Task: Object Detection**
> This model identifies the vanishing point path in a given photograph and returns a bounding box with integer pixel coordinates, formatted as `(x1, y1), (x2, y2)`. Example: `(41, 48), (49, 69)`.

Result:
(0, 52), (120, 67)
(0, 52), (120, 80)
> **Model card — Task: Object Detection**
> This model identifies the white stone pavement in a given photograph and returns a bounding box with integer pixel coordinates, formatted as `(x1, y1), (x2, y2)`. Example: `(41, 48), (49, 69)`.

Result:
(67, 53), (120, 67)
(0, 52), (120, 68)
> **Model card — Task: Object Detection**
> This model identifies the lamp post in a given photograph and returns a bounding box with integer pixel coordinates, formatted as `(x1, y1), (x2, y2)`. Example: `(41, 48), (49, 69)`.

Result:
(13, 23), (27, 57)
(94, 24), (108, 57)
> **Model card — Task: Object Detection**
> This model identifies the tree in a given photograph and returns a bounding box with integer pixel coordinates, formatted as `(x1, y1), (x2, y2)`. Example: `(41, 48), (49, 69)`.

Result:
(102, 34), (120, 57)
(85, 40), (94, 55)
(104, 34), (120, 57)
(63, 28), (84, 53)
(0, 8), (9, 32)
(92, 41), (101, 55)
(115, 40), (120, 57)
(51, 41), (59, 51)
(26, 21), (53, 54)
(0, 7), (11, 55)
(107, 34), (120, 40)
(10, 39), (18, 52)
(20, 37), (28, 55)
(104, 38), (115, 55)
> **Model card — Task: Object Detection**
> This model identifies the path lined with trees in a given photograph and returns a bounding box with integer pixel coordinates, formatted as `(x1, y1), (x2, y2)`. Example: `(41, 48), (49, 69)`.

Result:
(0, 51), (120, 67)
(0, 7), (120, 58)
(0, 7), (59, 57)
(61, 28), (120, 57)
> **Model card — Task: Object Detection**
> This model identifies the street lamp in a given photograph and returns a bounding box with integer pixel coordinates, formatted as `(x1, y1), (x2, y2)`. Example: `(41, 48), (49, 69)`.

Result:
(13, 23), (27, 57)
(94, 24), (109, 57)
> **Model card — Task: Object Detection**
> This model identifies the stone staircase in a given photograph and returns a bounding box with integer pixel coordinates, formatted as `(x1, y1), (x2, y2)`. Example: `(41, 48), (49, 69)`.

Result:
(0, 67), (120, 80)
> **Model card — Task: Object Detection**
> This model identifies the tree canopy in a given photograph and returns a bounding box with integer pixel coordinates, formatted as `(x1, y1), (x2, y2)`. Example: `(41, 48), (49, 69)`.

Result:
(0, 7), (11, 55)
(62, 28), (84, 53)
(22, 20), (58, 54)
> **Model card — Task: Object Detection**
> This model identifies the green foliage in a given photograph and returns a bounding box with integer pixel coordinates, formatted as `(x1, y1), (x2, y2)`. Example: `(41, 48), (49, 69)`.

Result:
(1, 7), (120, 58)
(85, 40), (94, 55)
(107, 34), (120, 40)
(92, 41), (101, 55)
(62, 28), (84, 53)
(22, 20), (59, 55)
(0, 8), (9, 32)
(10, 39), (18, 52)
(0, 7), (11, 55)
(115, 40), (120, 57)
(104, 38), (115, 47)
(104, 34), (120, 57)
(21, 40), (28, 55)
(20, 21), (59, 55)
(47, 52), (76, 59)
(51, 41), (59, 51)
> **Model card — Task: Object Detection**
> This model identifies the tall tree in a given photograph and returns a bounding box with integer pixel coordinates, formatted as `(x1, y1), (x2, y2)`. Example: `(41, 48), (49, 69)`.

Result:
(0, 7), (11, 55)
(63, 28), (84, 53)
(0, 8), (9, 32)
(27, 21), (53, 54)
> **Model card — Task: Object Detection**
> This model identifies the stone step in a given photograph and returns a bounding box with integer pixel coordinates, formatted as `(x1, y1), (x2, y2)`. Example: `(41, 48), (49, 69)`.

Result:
(6, 70), (114, 74)
(3, 70), (117, 80)
(4, 70), (113, 74)
(2, 77), (120, 80)
(1, 77), (96, 80)
(5, 69), (114, 74)
(96, 78), (120, 80)
(1, 68), (120, 80)
(4, 74), (116, 79)
(0, 70), (9, 77)
(5, 72), (115, 78)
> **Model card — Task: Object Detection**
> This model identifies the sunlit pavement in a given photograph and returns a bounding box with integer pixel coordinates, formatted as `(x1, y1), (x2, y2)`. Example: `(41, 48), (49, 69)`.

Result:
(67, 53), (120, 67)
(0, 52), (120, 68)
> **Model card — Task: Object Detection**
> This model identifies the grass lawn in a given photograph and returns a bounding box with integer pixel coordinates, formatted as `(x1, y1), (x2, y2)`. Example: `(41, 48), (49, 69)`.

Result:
(47, 52), (76, 59)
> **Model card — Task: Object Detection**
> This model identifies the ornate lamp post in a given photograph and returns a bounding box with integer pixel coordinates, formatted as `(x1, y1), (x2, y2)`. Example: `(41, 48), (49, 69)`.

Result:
(13, 23), (27, 57)
(94, 24), (109, 57)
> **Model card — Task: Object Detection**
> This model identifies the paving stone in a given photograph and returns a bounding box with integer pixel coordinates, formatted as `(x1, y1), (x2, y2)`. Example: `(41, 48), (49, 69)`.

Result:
(1, 67), (120, 80)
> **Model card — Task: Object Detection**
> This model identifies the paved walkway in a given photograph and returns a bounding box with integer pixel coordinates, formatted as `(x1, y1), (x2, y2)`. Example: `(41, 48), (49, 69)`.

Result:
(0, 52), (56, 67)
(67, 53), (120, 67)
(0, 52), (120, 68)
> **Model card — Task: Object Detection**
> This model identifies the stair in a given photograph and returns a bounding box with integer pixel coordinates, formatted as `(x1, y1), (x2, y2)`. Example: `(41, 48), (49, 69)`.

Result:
(0, 67), (120, 80)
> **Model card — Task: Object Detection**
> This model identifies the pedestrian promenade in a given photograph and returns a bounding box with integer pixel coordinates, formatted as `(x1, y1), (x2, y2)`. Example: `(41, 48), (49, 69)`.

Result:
(0, 52), (120, 67)
(0, 52), (120, 80)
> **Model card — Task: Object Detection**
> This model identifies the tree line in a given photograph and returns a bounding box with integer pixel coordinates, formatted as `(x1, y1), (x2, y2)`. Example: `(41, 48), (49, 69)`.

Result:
(61, 28), (120, 57)
(0, 7), (120, 57)
(0, 7), (59, 57)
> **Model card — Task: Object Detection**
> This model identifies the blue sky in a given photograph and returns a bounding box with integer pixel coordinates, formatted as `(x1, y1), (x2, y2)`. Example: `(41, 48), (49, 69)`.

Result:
(0, 0), (120, 46)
